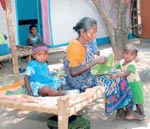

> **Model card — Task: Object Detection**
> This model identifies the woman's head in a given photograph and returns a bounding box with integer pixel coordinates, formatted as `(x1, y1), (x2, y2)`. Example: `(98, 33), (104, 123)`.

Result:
(73, 17), (97, 42)
(32, 44), (49, 63)
(29, 24), (37, 35)
(123, 44), (138, 63)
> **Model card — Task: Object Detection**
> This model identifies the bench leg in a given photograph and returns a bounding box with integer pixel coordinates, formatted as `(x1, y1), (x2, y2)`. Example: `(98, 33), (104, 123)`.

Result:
(58, 97), (69, 129)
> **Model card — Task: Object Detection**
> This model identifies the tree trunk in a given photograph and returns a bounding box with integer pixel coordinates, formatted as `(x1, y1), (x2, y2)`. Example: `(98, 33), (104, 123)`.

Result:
(5, 0), (19, 82)
(92, 0), (130, 60)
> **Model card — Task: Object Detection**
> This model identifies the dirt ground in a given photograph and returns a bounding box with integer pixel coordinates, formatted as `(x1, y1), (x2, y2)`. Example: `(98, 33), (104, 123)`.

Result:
(0, 39), (150, 129)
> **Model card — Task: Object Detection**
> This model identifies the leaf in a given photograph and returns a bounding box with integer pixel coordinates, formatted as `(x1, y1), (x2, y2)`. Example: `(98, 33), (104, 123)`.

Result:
(92, 53), (114, 75)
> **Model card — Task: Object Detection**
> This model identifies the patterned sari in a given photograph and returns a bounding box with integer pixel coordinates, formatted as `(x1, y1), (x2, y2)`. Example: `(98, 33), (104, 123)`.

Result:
(63, 43), (134, 113)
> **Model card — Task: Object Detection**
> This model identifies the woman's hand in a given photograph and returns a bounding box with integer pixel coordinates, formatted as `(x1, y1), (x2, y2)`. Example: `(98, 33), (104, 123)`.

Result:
(95, 56), (107, 64)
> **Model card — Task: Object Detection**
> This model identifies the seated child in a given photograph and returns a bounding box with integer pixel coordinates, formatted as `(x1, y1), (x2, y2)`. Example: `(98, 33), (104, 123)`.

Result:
(24, 44), (64, 97)
(27, 24), (43, 47)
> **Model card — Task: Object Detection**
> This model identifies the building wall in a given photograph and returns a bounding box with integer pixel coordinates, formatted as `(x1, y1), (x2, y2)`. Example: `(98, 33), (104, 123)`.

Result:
(45, 0), (131, 47)
(0, 0), (132, 47)
(49, 0), (108, 46)
(0, 5), (8, 39)
(0, 1), (18, 47)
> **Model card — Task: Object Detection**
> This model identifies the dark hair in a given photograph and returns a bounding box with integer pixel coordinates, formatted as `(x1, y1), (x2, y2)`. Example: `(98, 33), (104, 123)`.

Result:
(73, 17), (97, 35)
(29, 24), (37, 31)
(124, 44), (138, 55)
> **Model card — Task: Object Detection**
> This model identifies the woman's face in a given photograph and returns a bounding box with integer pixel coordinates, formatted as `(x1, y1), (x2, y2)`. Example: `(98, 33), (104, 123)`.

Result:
(83, 25), (97, 42)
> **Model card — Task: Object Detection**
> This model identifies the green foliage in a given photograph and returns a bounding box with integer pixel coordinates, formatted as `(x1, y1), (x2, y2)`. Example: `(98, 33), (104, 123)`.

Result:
(0, 33), (5, 44)
(47, 115), (90, 129)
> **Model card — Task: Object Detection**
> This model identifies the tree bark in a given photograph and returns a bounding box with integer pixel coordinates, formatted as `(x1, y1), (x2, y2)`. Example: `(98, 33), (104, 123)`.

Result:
(92, 0), (131, 60)
(5, 0), (19, 82)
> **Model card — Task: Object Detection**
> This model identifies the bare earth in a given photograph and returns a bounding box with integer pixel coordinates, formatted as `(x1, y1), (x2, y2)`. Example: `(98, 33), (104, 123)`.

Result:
(0, 39), (150, 129)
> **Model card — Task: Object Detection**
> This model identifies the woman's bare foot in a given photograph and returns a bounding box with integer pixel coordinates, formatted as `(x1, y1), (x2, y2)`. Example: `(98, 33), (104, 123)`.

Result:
(134, 110), (145, 117)
(125, 110), (144, 121)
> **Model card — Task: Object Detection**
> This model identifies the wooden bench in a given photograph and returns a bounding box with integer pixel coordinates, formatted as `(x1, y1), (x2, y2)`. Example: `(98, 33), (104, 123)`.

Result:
(0, 45), (66, 62)
(0, 81), (104, 129)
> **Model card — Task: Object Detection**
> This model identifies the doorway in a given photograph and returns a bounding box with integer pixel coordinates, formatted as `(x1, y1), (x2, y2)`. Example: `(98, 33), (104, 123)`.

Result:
(16, 0), (42, 45)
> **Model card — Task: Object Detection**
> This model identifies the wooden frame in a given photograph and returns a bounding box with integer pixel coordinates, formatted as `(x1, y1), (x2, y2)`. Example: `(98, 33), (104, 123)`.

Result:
(0, 81), (104, 129)
(0, 45), (65, 62)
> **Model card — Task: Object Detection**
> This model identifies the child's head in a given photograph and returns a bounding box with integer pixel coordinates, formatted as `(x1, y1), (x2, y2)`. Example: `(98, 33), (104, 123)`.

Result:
(73, 17), (97, 42)
(29, 24), (37, 35)
(123, 44), (138, 63)
(32, 44), (49, 63)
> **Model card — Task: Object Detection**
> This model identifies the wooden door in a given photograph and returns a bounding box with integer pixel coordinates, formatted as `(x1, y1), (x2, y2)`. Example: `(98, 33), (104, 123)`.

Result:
(140, 0), (150, 38)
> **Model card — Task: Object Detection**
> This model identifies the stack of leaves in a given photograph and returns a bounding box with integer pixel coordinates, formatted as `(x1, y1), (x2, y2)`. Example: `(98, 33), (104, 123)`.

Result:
(92, 53), (114, 75)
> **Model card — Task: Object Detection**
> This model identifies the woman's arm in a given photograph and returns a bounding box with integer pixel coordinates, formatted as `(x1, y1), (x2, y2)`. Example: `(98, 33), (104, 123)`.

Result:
(24, 75), (33, 96)
(70, 56), (106, 76)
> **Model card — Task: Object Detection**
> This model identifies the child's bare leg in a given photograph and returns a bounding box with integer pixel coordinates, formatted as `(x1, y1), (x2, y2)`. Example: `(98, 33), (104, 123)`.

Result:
(136, 104), (145, 116)
(39, 86), (64, 96)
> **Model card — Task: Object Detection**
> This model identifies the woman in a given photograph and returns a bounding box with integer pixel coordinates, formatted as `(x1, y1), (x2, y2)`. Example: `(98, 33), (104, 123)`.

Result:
(63, 17), (143, 120)
(63, 17), (105, 90)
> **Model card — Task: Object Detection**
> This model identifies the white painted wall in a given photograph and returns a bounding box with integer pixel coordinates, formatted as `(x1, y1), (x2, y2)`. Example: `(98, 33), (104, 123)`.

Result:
(0, 0), (132, 47)
(0, 1), (18, 46)
(50, 0), (108, 46)
(0, 5), (8, 37)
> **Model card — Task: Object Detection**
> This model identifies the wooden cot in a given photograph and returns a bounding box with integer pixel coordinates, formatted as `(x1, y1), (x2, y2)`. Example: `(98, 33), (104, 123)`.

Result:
(0, 81), (104, 129)
(0, 45), (65, 62)
(0, 46), (32, 62)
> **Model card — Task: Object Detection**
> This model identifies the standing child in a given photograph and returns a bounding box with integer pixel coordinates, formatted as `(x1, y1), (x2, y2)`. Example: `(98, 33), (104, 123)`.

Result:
(24, 45), (64, 97)
(111, 44), (145, 119)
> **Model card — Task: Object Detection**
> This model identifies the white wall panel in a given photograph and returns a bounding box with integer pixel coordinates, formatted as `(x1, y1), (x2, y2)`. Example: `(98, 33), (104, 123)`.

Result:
(50, 0), (108, 46)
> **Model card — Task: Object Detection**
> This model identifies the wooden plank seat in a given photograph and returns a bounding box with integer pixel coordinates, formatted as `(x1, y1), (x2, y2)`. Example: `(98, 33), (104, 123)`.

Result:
(0, 81), (104, 129)
(0, 45), (66, 62)
(0, 46), (32, 62)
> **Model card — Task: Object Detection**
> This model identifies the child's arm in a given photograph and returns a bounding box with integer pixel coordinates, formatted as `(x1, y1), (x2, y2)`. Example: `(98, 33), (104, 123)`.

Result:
(111, 70), (130, 79)
(24, 75), (33, 96)
(27, 38), (35, 46)
(111, 64), (135, 79)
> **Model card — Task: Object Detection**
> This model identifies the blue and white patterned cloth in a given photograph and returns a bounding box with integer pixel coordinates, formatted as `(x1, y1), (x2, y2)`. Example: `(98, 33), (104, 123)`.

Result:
(24, 60), (62, 96)
(63, 44), (134, 113)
